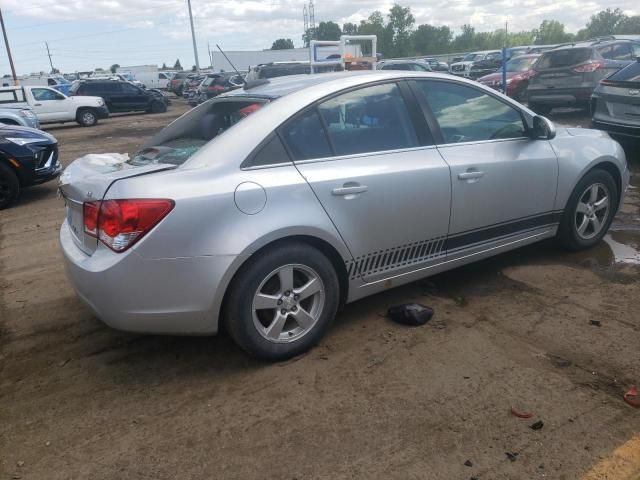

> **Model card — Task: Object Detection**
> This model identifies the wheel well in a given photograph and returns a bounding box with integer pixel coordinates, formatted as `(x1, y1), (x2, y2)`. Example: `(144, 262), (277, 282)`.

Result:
(220, 235), (350, 325)
(0, 153), (23, 184)
(590, 161), (622, 203)
(0, 119), (19, 125)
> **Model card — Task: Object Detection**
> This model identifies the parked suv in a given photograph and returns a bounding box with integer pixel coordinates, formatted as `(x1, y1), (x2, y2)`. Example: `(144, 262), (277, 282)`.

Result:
(449, 51), (501, 79)
(527, 39), (640, 115)
(70, 80), (167, 114)
(168, 72), (189, 95)
(591, 58), (640, 139)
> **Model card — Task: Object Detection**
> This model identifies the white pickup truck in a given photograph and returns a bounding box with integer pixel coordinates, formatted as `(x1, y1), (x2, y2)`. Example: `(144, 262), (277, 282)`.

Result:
(0, 86), (109, 127)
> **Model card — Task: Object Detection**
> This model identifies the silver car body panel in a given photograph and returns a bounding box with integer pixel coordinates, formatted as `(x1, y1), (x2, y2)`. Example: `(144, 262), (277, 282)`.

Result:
(59, 71), (629, 335)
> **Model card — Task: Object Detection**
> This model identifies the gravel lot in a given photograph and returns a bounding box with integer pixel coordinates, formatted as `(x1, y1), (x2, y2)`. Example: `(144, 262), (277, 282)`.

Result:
(1, 99), (639, 480)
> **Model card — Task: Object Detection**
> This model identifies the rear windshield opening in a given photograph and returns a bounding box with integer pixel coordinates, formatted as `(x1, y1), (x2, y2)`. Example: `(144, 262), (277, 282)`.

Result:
(129, 99), (267, 166)
(536, 48), (592, 69)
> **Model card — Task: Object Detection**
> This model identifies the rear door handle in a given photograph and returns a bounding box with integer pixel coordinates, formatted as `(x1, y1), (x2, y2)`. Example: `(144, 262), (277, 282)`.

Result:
(34, 103), (42, 106)
(331, 184), (368, 196)
(458, 171), (485, 180)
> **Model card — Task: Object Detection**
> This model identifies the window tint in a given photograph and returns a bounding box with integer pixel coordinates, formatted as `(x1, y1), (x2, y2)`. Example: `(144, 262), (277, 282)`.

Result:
(537, 48), (592, 69)
(633, 43), (640, 57)
(32, 88), (64, 101)
(599, 43), (632, 60)
(416, 80), (526, 143)
(318, 83), (418, 156)
(280, 108), (331, 160)
(47, 78), (56, 85)
(245, 135), (290, 167)
(0, 90), (17, 103)
(382, 63), (410, 70)
(607, 61), (640, 83)
(122, 82), (140, 94)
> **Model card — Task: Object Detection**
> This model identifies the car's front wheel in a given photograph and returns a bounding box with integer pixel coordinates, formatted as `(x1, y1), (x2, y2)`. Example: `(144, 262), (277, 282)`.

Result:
(225, 241), (340, 361)
(0, 161), (19, 209)
(557, 169), (617, 251)
(76, 108), (98, 127)
(150, 101), (167, 113)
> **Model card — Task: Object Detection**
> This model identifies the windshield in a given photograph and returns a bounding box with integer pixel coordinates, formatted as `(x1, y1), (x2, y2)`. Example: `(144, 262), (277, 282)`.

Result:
(506, 56), (538, 72)
(463, 53), (481, 61)
(130, 99), (267, 166)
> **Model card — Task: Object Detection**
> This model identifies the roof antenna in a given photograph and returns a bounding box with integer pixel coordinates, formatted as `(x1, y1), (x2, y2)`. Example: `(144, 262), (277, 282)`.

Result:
(216, 44), (246, 84)
(216, 43), (269, 90)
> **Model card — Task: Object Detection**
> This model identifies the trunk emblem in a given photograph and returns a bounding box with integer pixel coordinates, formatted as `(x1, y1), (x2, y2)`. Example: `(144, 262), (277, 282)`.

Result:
(630, 89), (639, 96)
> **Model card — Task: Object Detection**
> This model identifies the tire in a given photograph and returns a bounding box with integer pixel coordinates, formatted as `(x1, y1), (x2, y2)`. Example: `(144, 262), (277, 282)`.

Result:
(0, 161), (19, 209)
(224, 241), (340, 361)
(556, 169), (618, 251)
(76, 108), (98, 127)
(528, 102), (552, 116)
(150, 101), (167, 113)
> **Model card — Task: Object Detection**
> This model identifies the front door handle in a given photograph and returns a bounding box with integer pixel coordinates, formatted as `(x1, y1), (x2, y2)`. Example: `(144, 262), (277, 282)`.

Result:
(458, 171), (485, 181)
(332, 184), (368, 196)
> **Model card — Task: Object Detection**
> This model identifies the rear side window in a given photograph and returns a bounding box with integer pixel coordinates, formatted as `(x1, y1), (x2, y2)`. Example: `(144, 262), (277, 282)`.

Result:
(382, 63), (410, 70)
(280, 109), (332, 160)
(598, 43), (632, 60)
(0, 90), (17, 103)
(244, 135), (290, 168)
(317, 83), (418, 156)
(416, 80), (526, 143)
(537, 48), (592, 69)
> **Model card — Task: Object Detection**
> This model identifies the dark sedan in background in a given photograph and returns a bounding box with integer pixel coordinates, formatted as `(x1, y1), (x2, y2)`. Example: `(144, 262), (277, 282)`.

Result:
(592, 58), (640, 139)
(0, 124), (59, 208)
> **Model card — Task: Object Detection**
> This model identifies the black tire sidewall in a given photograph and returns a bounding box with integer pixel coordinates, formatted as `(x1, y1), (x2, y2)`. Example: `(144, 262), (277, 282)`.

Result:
(151, 101), (166, 113)
(225, 242), (340, 361)
(0, 161), (19, 209)
(557, 169), (618, 251)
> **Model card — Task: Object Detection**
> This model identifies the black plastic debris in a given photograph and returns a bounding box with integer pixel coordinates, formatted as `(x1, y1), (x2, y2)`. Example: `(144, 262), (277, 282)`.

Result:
(589, 320), (602, 327)
(464, 460), (473, 467)
(387, 303), (434, 326)
(529, 420), (544, 430)
(505, 452), (519, 462)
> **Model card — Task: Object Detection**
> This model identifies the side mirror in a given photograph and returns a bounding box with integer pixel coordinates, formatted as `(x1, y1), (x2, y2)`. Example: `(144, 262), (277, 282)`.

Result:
(532, 115), (556, 140)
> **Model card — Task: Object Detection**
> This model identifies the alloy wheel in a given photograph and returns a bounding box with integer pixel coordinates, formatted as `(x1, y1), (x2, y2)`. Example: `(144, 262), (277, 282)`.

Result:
(252, 264), (325, 343)
(574, 183), (610, 240)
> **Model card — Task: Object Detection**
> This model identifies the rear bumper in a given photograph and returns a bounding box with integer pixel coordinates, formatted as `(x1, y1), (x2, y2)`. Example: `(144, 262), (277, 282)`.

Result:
(60, 221), (237, 335)
(591, 119), (640, 139)
(528, 86), (594, 106)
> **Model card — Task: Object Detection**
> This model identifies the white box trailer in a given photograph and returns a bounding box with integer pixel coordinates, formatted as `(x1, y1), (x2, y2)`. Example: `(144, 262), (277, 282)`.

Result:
(116, 65), (171, 89)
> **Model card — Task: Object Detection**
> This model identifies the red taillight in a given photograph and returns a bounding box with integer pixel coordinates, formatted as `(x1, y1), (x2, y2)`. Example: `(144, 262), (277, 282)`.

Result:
(573, 61), (604, 73)
(208, 85), (224, 92)
(83, 199), (174, 252)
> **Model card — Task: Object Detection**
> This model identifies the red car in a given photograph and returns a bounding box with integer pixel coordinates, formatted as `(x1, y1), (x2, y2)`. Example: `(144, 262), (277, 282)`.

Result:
(477, 54), (540, 101)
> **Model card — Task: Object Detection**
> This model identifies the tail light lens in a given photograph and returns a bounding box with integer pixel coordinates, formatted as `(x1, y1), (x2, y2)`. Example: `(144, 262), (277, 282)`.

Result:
(83, 199), (174, 252)
(573, 61), (604, 73)
(208, 85), (224, 92)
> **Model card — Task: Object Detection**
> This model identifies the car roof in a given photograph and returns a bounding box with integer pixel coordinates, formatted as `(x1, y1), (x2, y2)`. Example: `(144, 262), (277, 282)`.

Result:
(221, 70), (451, 100)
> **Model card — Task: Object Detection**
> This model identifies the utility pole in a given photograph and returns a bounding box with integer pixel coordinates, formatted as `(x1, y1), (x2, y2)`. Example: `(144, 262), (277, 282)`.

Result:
(186, 0), (200, 72)
(45, 42), (55, 73)
(0, 8), (18, 84)
(207, 41), (213, 70)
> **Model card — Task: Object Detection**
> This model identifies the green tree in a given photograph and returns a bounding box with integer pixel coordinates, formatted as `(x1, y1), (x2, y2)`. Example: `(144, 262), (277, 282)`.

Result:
(616, 15), (640, 34)
(271, 38), (294, 50)
(412, 24), (452, 54)
(109, 63), (120, 74)
(342, 22), (358, 35)
(173, 59), (183, 70)
(535, 20), (573, 44)
(161, 62), (168, 70)
(191, 65), (197, 72)
(316, 21), (342, 41)
(582, 8), (627, 38)
(387, 3), (415, 57)
(453, 24), (476, 51)
(358, 11), (392, 56)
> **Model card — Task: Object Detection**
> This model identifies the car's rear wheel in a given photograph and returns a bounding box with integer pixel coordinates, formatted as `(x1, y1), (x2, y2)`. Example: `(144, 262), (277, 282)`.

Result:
(0, 161), (19, 209)
(76, 108), (98, 127)
(225, 241), (339, 361)
(557, 169), (617, 251)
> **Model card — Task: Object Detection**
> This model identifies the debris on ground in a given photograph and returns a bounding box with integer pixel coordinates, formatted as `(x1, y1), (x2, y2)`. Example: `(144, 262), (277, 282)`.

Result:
(387, 303), (434, 326)
(464, 459), (473, 467)
(623, 386), (639, 408)
(529, 420), (544, 430)
(510, 406), (534, 419)
(589, 320), (602, 327)
(505, 452), (519, 462)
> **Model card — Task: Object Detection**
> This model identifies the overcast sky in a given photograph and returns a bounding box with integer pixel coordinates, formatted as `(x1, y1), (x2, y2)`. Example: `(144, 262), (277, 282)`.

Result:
(1, 0), (638, 75)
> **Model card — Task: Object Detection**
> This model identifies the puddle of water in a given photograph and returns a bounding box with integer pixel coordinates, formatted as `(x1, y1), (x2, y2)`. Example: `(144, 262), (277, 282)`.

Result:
(604, 231), (640, 265)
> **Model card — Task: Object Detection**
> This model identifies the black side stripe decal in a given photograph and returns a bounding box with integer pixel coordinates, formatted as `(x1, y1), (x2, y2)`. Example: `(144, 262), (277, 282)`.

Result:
(344, 211), (563, 280)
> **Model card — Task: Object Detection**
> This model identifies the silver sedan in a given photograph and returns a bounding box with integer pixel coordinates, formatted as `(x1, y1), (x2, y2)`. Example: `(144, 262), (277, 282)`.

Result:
(59, 71), (630, 360)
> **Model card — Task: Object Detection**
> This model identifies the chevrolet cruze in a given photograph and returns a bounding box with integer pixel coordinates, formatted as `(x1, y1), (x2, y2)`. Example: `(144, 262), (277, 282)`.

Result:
(59, 71), (629, 360)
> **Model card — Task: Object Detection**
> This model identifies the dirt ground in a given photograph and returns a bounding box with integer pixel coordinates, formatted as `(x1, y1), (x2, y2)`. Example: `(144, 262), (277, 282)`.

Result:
(1, 100), (639, 480)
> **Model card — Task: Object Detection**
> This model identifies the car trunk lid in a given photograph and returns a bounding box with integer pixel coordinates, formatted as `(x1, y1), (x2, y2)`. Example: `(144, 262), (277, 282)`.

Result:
(531, 48), (598, 88)
(59, 153), (176, 255)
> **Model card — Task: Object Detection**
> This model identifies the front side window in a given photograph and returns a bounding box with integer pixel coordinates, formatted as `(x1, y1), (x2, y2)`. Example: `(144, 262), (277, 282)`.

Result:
(416, 80), (526, 143)
(317, 82), (419, 156)
(32, 88), (64, 101)
(122, 83), (140, 94)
